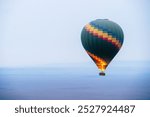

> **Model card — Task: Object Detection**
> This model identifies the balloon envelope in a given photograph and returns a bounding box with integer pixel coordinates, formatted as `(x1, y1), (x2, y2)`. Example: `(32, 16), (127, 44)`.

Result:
(81, 19), (124, 75)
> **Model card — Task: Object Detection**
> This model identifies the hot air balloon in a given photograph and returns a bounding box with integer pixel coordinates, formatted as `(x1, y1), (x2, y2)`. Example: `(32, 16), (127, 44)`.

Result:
(81, 19), (124, 76)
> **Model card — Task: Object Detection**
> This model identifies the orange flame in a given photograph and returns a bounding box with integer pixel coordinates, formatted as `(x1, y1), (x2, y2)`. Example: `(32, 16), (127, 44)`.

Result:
(86, 51), (107, 71)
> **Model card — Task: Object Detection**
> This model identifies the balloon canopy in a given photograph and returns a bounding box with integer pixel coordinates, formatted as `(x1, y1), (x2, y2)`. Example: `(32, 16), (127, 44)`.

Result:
(81, 19), (124, 75)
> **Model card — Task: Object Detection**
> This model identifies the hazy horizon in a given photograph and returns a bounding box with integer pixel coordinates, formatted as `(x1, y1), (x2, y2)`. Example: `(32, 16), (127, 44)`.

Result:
(0, 61), (150, 100)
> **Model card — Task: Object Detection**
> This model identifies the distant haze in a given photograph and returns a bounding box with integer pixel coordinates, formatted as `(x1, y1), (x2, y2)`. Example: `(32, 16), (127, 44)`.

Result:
(0, 0), (150, 67)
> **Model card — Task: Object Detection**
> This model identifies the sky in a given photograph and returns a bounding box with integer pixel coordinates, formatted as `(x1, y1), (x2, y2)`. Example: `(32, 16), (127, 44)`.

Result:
(0, 0), (150, 67)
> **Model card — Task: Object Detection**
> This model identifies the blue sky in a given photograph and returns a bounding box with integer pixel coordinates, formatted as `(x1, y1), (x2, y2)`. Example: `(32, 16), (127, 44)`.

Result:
(0, 0), (150, 67)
